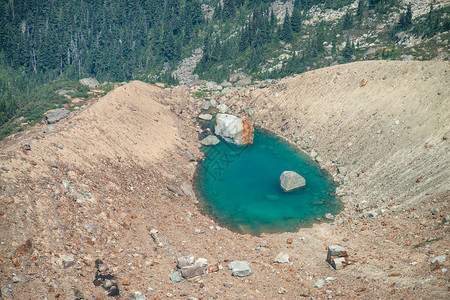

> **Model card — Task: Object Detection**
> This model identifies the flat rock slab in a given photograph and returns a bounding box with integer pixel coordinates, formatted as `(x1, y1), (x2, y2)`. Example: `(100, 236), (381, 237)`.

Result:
(180, 265), (205, 279)
(198, 113), (213, 121)
(280, 171), (306, 192)
(228, 261), (251, 277)
(46, 108), (71, 124)
(201, 135), (220, 146)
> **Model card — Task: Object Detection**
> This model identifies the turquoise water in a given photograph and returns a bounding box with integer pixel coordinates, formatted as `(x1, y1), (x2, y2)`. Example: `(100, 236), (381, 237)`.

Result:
(194, 129), (341, 236)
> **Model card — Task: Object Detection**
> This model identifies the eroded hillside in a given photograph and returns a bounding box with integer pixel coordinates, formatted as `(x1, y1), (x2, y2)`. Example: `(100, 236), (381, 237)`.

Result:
(0, 61), (449, 299)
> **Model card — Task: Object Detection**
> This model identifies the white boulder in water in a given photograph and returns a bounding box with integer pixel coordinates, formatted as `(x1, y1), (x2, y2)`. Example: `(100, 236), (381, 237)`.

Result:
(280, 171), (306, 192)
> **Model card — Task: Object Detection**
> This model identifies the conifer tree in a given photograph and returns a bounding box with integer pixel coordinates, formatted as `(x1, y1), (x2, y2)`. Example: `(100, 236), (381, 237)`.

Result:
(291, 7), (302, 33)
(281, 9), (293, 42)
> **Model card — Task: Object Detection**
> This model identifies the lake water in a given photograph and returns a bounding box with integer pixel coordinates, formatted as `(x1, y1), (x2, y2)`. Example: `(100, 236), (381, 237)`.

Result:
(194, 129), (341, 236)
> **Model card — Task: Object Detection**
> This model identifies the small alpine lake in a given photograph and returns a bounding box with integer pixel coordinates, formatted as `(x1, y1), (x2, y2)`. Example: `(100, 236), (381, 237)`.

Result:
(194, 129), (342, 236)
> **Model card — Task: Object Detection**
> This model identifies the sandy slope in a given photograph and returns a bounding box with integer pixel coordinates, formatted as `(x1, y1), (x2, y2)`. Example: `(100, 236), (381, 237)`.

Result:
(0, 62), (449, 300)
(250, 60), (450, 212)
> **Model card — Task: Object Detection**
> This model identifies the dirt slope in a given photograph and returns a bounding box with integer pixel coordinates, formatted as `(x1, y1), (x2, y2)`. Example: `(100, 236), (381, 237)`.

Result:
(0, 62), (449, 300)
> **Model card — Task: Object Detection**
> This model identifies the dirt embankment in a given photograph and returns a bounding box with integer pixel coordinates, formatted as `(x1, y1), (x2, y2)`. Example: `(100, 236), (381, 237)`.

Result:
(0, 62), (449, 300)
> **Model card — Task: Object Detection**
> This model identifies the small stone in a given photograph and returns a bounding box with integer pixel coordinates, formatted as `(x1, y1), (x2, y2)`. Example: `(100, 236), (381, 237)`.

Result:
(180, 265), (205, 279)
(332, 257), (347, 270)
(324, 213), (335, 220)
(315, 279), (325, 288)
(228, 261), (251, 277)
(274, 252), (290, 264)
(310, 149), (318, 158)
(122, 279), (130, 285)
(195, 258), (208, 267)
(442, 215), (450, 223)
(177, 255), (194, 269)
(169, 271), (182, 283)
(179, 182), (195, 198)
(277, 287), (287, 294)
(12, 274), (28, 283)
(55, 142), (64, 149)
(327, 245), (347, 262)
(134, 291), (146, 300)
(431, 255), (446, 266)
(46, 108), (71, 124)
(63, 257), (75, 268)
(207, 263), (220, 273)
(223, 282), (233, 288)
(201, 101), (211, 110)
(286, 238), (293, 244)
(201, 135), (220, 146)
(324, 277), (336, 283)
(146, 286), (154, 293)
(217, 104), (228, 113)
(198, 113), (213, 121)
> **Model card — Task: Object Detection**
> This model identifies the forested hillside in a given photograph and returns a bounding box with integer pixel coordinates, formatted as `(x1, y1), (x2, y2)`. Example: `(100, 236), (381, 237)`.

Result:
(0, 0), (449, 139)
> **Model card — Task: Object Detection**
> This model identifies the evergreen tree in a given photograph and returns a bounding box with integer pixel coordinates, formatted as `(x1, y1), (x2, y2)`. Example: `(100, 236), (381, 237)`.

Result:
(342, 37), (354, 62)
(291, 7), (302, 33)
(356, 0), (364, 22)
(280, 9), (293, 42)
(342, 11), (354, 30)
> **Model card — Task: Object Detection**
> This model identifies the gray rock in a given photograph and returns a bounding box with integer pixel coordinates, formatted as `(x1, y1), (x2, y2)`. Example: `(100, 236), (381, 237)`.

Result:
(210, 99), (217, 107)
(177, 255), (194, 269)
(195, 258), (208, 267)
(63, 256), (75, 268)
(310, 149), (318, 158)
(169, 271), (182, 283)
(228, 261), (251, 277)
(1, 284), (13, 298)
(179, 182), (195, 198)
(180, 265), (205, 279)
(134, 291), (146, 300)
(280, 171), (306, 192)
(215, 114), (253, 145)
(229, 72), (249, 83)
(201, 135), (220, 146)
(314, 279), (325, 288)
(201, 101), (211, 110)
(217, 103), (229, 113)
(274, 252), (290, 264)
(442, 215), (450, 223)
(167, 185), (183, 196)
(324, 213), (335, 220)
(198, 114), (213, 121)
(431, 255), (446, 266)
(332, 257), (347, 270)
(12, 274), (28, 283)
(327, 245), (346, 258)
(55, 142), (64, 149)
(79, 77), (100, 88)
(222, 87), (238, 95)
(235, 77), (252, 87)
(221, 81), (232, 88)
(46, 108), (70, 124)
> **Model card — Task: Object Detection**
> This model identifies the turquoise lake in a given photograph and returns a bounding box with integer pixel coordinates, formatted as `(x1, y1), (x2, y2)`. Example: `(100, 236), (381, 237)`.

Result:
(194, 129), (342, 236)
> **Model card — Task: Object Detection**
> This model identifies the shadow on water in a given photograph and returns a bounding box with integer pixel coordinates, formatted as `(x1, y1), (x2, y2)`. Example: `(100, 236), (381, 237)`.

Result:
(194, 128), (342, 236)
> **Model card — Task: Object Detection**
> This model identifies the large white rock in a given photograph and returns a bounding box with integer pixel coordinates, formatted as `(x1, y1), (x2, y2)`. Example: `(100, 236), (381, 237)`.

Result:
(280, 171), (306, 192)
(214, 114), (253, 145)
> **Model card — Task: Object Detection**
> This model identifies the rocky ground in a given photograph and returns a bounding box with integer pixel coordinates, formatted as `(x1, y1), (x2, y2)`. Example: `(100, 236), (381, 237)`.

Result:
(1, 61), (449, 299)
